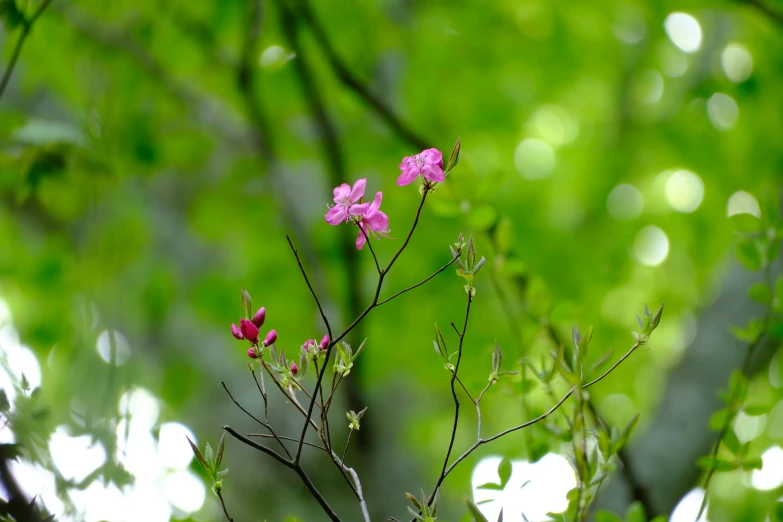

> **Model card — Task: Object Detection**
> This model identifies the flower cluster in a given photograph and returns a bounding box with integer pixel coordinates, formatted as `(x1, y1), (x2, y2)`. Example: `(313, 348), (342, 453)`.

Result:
(231, 305), (278, 358)
(324, 148), (448, 250)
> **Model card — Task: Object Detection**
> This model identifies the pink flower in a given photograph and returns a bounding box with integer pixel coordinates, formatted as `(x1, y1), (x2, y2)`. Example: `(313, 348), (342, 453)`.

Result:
(263, 329), (278, 347)
(291, 362), (298, 376)
(397, 148), (444, 186)
(303, 339), (315, 352)
(325, 179), (366, 225)
(247, 347), (258, 359)
(231, 323), (244, 340)
(251, 307), (266, 328)
(354, 192), (390, 250)
(240, 319), (259, 344)
(319, 335), (329, 350)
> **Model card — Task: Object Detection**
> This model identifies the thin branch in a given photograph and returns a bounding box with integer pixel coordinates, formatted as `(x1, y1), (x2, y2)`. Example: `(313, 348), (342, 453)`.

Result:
(376, 254), (459, 306)
(247, 433), (327, 452)
(286, 235), (333, 340)
(250, 367), (269, 422)
(359, 224), (382, 274)
(295, 0), (430, 150)
(223, 425), (292, 468)
(385, 191), (429, 274)
(0, 0), (54, 102)
(222, 426), (343, 522)
(426, 292), (473, 508)
(222, 381), (292, 458)
(217, 489), (234, 522)
(342, 430), (354, 465)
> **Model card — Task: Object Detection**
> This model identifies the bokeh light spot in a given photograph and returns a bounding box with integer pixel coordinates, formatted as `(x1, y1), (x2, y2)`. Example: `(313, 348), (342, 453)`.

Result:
(162, 470), (206, 514)
(607, 183), (644, 221)
(721, 44), (753, 83)
(665, 169), (705, 213)
(158, 422), (197, 470)
(664, 13), (702, 53)
(49, 425), (107, 483)
(727, 191), (761, 218)
(472, 454), (576, 521)
(752, 446), (783, 490)
(96, 330), (132, 366)
(671, 488), (709, 521)
(514, 138), (555, 180)
(633, 226), (670, 266)
(707, 93), (739, 131)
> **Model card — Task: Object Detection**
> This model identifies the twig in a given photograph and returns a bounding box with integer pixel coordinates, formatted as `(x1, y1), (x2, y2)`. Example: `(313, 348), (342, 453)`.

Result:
(426, 292), (473, 508)
(342, 430), (354, 465)
(250, 367), (269, 422)
(742, 0), (783, 27)
(247, 433), (327, 452)
(222, 381), (293, 459)
(217, 489), (234, 522)
(0, 0), (54, 102)
(286, 235), (333, 340)
(295, 0), (430, 150)
(376, 254), (459, 306)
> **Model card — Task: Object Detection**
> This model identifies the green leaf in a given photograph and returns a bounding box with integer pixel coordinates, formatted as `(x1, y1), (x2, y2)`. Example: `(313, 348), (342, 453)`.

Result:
(434, 324), (448, 361)
(0, 0), (24, 31)
(729, 213), (762, 234)
(498, 458), (512, 487)
(406, 492), (421, 510)
(594, 512), (623, 522)
(741, 457), (763, 470)
(625, 502), (646, 522)
(697, 456), (740, 471)
(744, 405), (768, 416)
(492, 342), (503, 374)
(204, 442), (214, 467)
(729, 371), (749, 403)
(749, 282), (773, 304)
(215, 432), (225, 470)
(187, 436), (211, 474)
(241, 289), (253, 319)
(444, 137), (461, 175)
(477, 482), (504, 490)
(352, 338), (367, 360)
(737, 239), (763, 271)
(723, 428), (741, 455)
(613, 413), (640, 452)
(0, 389), (9, 412)
(465, 498), (490, 522)
(709, 409), (731, 431)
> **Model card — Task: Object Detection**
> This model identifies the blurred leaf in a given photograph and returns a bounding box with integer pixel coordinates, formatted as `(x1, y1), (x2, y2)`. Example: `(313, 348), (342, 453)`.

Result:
(498, 458), (512, 487)
(749, 283), (773, 304)
(697, 456), (739, 471)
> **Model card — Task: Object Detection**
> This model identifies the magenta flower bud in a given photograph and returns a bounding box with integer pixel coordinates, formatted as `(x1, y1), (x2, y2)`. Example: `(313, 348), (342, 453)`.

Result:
(251, 307), (266, 328)
(319, 335), (329, 350)
(303, 339), (315, 352)
(291, 362), (298, 376)
(247, 347), (258, 359)
(262, 329), (277, 347)
(240, 318), (259, 344)
(231, 323), (244, 340)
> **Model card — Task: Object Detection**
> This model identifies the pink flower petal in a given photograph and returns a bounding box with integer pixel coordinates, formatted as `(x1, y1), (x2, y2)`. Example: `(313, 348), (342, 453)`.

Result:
(369, 192), (383, 213)
(333, 183), (351, 201)
(421, 164), (445, 182)
(325, 206), (348, 224)
(350, 178), (366, 202)
(356, 225), (367, 250)
(366, 210), (389, 232)
(423, 148), (443, 167)
(349, 203), (370, 216)
(396, 168), (419, 186)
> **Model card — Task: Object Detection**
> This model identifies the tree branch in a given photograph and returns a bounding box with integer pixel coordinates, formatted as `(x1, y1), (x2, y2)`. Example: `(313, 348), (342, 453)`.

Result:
(0, 0), (54, 103)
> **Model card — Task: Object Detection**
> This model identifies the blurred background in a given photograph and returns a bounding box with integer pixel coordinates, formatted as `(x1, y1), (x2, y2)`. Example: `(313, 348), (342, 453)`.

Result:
(1, 0), (782, 520)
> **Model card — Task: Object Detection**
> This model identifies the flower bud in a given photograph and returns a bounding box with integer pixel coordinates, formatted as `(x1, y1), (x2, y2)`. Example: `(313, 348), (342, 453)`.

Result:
(303, 339), (315, 352)
(291, 362), (298, 376)
(247, 347), (258, 359)
(251, 307), (266, 328)
(262, 329), (278, 347)
(231, 323), (244, 340)
(319, 335), (329, 350)
(240, 318), (259, 344)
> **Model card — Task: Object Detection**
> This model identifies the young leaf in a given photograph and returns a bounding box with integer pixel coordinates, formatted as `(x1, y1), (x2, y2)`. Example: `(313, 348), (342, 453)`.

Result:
(741, 457), (763, 470)
(241, 289), (253, 319)
(613, 413), (640, 452)
(594, 512), (623, 522)
(498, 458), (512, 487)
(492, 342), (503, 374)
(477, 482), (504, 490)
(697, 456), (740, 471)
(215, 432), (226, 470)
(444, 137), (461, 175)
(406, 492), (421, 510)
(749, 282), (773, 304)
(0, 389), (9, 412)
(722, 428), (741, 455)
(204, 442), (214, 467)
(187, 437), (211, 474)
(466, 498), (490, 522)
(352, 338), (367, 360)
(625, 501), (646, 522)
(434, 324), (448, 361)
